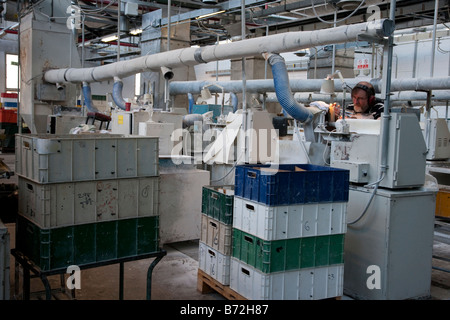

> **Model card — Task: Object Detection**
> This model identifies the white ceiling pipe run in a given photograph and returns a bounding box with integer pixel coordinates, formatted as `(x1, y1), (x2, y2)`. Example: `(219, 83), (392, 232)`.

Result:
(388, 77), (450, 92)
(44, 19), (394, 84)
(169, 76), (450, 95)
(265, 90), (450, 104)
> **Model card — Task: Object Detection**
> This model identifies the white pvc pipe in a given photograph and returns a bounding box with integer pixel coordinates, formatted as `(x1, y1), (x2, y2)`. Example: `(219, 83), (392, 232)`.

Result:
(169, 76), (450, 94)
(44, 19), (394, 84)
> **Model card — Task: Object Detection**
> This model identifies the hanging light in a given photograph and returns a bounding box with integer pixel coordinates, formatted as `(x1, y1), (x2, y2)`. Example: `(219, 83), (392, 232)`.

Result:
(320, 78), (336, 95)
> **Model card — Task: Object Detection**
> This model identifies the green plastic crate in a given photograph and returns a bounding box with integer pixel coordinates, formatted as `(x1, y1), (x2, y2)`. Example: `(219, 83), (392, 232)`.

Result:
(16, 215), (160, 271)
(232, 228), (344, 274)
(201, 185), (234, 224)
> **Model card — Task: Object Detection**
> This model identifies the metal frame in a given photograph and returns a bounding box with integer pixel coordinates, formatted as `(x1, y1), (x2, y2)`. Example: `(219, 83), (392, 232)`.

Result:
(11, 248), (166, 300)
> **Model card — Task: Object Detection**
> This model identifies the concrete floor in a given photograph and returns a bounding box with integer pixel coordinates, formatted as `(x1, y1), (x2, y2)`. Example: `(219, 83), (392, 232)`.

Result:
(2, 152), (450, 301)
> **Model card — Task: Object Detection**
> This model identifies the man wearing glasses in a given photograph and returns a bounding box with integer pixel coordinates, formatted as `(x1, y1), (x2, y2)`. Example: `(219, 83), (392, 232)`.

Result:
(347, 81), (384, 120)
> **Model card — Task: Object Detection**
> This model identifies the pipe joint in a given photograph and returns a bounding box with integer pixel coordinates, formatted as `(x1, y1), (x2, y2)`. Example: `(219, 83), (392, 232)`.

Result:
(161, 66), (174, 80)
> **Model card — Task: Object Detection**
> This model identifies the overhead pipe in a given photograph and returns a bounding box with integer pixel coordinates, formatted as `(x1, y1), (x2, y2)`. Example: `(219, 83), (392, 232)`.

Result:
(265, 91), (450, 105)
(169, 76), (450, 95)
(44, 19), (394, 84)
(170, 77), (450, 96)
(265, 52), (313, 123)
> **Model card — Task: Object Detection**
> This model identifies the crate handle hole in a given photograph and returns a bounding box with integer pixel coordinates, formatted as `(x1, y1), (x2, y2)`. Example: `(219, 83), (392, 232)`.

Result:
(244, 235), (253, 244)
(245, 204), (255, 211)
(247, 172), (257, 179)
(208, 250), (216, 257)
(241, 268), (250, 276)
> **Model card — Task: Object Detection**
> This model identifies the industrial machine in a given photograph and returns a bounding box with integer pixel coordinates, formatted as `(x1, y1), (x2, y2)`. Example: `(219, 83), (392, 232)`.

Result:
(328, 114), (437, 300)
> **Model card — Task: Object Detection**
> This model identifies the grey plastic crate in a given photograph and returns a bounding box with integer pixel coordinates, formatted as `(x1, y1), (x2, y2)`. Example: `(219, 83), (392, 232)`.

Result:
(18, 176), (160, 229)
(15, 134), (159, 184)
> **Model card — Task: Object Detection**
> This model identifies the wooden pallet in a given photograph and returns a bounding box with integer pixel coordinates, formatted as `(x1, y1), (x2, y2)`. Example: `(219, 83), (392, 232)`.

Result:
(197, 269), (247, 300)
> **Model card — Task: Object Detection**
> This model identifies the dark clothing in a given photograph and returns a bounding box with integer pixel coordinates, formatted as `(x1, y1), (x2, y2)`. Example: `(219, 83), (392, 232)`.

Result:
(346, 101), (384, 119)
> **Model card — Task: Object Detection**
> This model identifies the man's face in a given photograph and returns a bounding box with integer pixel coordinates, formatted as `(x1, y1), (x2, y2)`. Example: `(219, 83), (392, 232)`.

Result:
(351, 88), (369, 113)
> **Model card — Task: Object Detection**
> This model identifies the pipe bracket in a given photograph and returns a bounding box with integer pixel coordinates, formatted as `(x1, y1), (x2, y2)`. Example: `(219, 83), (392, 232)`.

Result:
(194, 48), (208, 64)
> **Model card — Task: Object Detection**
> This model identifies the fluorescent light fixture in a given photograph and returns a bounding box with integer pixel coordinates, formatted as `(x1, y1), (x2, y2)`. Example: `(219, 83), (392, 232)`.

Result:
(195, 10), (225, 20)
(130, 28), (142, 35)
(101, 35), (119, 42)
(268, 14), (298, 21)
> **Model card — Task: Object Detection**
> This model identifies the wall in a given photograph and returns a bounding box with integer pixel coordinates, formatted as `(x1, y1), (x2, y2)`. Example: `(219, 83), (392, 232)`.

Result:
(0, 36), (19, 94)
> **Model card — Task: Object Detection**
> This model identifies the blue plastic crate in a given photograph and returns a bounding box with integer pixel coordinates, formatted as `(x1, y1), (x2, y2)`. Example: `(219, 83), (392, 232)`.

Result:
(234, 164), (349, 206)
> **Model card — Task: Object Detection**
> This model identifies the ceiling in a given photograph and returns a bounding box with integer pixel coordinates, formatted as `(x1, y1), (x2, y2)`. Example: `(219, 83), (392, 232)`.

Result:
(4, 0), (450, 60)
(74, 0), (450, 44)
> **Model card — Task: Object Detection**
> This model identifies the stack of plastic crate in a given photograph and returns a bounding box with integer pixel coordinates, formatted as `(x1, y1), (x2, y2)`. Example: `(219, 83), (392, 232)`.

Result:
(198, 185), (234, 285)
(230, 164), (349, 300)
(14, 134), (160, 271)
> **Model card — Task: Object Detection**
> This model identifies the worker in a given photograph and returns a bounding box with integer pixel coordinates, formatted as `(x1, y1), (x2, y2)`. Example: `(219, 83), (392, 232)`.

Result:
(346, 81), (384, 119)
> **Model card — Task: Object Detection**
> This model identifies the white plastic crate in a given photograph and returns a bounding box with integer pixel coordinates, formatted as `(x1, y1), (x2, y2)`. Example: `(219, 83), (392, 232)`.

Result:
(198, 241), (231, 286)
(18, 176), (159, 228)
(230, 257), (343, 300)
(233, 196), (347, 240)
(15, 134), (159, 184)
(200, 214), (232, 256)
(0, 220), (10, 300)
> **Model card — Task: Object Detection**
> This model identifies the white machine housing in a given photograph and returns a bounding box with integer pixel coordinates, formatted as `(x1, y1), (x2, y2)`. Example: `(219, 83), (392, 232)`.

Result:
(426, 118), (450, 160)
(331, 113), (427, 189)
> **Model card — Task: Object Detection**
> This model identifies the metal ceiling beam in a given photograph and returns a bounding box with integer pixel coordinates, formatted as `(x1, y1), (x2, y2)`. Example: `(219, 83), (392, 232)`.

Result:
(158, 0), (268, 25)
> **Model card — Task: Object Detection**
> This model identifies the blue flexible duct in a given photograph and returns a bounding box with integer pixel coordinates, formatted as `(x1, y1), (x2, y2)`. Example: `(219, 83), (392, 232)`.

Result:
(230, 92), (238, 112)
(82, 82), (99, 113)
(268, 54), (313, 123)
(112, 79), (127, 110)
(187, 93), (194, 114)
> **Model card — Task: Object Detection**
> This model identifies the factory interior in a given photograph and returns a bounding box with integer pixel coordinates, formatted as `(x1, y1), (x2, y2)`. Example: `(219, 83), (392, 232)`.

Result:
(0, 0), (450, 306)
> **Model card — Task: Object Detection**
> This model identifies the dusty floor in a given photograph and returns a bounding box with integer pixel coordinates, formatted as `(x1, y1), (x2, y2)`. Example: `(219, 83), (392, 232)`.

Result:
(2, 152), (450, 301)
